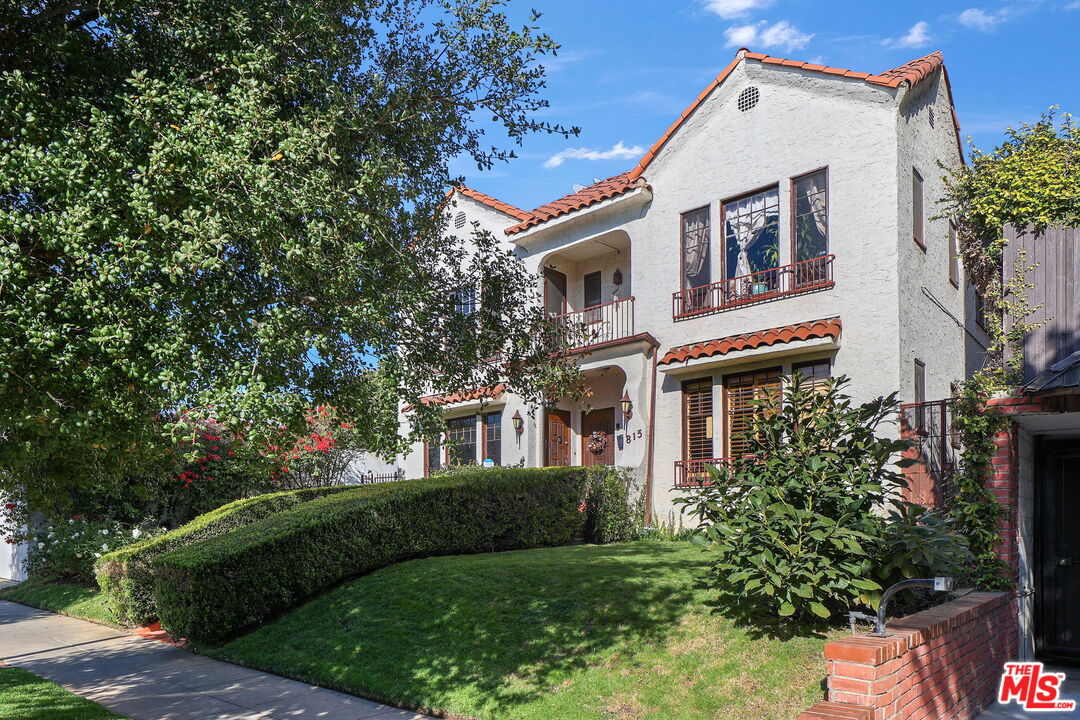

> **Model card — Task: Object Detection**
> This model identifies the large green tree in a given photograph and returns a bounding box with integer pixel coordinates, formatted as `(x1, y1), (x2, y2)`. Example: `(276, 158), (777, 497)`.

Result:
(0, 0), (577, 506)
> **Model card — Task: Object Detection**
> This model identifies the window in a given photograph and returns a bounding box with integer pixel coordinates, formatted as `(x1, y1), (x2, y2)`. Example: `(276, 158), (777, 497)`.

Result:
(583, 271), (603, 309)
(792, 170), (828, 263)
(793, 359), (831, 391)
(683, 379), (714, 461)
(483, 411), (502, 466)
(948, 221), (960, 287)
(973, 286), (988, 330)
(912, 168), (925, 250)
(452, 287), (477, 317)
(723, 186), (780, 280)
(425, 436), (442, 477)
(724, 367), (782, 457)
(914, 359), (926, 405)
(681, 207), (711, 291)
(445, 416), (477, 465)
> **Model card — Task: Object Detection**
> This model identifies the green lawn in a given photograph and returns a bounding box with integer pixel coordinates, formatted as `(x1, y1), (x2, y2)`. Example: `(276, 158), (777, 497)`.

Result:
(209, 541), (837, 720)
(0, 579), (121, 628)
(0, 667), (125, 720)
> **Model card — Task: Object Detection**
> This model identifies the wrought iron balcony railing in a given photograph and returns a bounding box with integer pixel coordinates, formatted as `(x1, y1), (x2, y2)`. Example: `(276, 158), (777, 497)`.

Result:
(672, 254), (834, 320)
(551, 296), (635, 351)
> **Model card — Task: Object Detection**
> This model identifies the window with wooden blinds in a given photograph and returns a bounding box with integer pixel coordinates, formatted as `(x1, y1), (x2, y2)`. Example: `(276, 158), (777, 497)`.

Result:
(724, 368), (781, 457)
(682, 379), (714, 461)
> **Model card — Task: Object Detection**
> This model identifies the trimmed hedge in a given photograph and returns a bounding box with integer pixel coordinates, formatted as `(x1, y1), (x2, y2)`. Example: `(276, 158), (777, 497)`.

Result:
(152, 468), (588, 643)
(95, 484), (358, 625)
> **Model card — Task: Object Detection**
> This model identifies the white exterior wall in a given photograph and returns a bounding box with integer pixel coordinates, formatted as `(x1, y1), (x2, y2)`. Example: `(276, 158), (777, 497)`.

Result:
(1, 537), (26, 581)
(397, 58), (972, 525)
(894, 72), (968, 403)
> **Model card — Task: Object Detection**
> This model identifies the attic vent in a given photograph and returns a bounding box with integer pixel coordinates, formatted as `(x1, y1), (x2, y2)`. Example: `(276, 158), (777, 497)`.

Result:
(454, 211), (467, 229)
(737, 86), (759, 112)
(928, 107), (936, 129)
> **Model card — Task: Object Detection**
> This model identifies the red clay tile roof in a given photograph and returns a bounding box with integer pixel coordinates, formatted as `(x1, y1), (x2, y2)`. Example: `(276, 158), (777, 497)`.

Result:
(658, 318), (842, 365)
(453, 186), (532, 222)
(408, 383), (506, 411)
(505, 172), (649, 235)
(628, 49), (958, 182)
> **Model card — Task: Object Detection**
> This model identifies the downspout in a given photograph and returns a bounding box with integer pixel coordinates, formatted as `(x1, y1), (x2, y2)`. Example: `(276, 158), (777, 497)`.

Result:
(644, 346), (659, 526)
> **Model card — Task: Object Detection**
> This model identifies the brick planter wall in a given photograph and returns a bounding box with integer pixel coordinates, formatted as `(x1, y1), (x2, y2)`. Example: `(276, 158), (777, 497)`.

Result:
(799, 592), (1016, 720)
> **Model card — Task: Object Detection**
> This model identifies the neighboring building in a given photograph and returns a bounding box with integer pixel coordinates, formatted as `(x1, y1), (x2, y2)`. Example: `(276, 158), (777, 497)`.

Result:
(398, 48), (971, 525)
(979, 224), (1080, 664)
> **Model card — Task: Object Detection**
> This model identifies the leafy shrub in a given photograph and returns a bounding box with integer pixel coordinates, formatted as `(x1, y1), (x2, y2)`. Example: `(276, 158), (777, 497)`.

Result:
(873, 505), (974, 614)
(27, 517), (162, 584)
(152, 468), (588, 643)
(678, 374), (915, 625)
(95, 484), (357, 625)
(582, 466), (641, 544)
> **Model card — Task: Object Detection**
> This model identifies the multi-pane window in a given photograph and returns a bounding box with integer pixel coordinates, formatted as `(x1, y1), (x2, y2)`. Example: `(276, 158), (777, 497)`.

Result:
(723, 186), (780, 279)
(445, 416), (476, 466)
(724, 367), (782, 457)
(681, 207), (711, 291)
(683, 379), (714, 461)
(949, 221), (960, 287)
(792, 170), (828, 262)
(583, 271), (603, 309)
(451, 287), (477, 317)
(483, 411), (502, 466)
(913, 168), (925, 250)
(425, 436), (442, 476)
(793, 359), (831, 391)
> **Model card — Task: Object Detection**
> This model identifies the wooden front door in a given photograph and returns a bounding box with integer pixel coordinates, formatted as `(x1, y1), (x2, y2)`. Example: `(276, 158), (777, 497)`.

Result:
(545, 409), (572, 467)
(1037, 440), (1080, 663)
(581, 408), (615, 467)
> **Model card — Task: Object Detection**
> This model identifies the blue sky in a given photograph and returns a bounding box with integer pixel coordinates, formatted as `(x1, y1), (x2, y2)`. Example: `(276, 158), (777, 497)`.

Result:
(451, 0), (1080, 212)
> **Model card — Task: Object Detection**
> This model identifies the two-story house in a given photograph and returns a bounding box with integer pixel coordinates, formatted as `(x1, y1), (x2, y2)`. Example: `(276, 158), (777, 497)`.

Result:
(397, 48), (970, 526)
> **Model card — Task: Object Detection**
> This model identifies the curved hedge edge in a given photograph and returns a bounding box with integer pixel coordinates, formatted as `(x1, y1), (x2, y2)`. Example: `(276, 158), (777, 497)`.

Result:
(93, 482), (364, 626)
(152, 468), (589, 643)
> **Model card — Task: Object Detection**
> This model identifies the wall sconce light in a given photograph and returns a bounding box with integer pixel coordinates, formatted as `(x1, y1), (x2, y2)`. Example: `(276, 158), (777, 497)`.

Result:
(612, 267), (623, 286)
(512, 410), (524, 435)
(620, 391), (633, 419)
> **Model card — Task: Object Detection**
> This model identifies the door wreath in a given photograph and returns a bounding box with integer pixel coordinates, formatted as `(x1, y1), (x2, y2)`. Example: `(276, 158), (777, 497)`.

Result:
(586, 431), (609, 455)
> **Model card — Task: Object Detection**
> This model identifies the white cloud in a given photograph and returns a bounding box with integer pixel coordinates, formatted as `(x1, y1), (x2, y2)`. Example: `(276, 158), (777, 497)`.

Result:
(886, 21), (931, 48)
(701, 0), (773, 19)
(723, 20), (813, 52)
(1068, 2), (1080, 9)
(958, 7), (1012, 30)
(543, 141), (646, 169)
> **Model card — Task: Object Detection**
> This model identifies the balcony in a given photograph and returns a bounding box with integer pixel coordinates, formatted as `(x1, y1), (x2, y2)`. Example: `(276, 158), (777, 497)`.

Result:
(673, 457), (731, 487)
(551, 296), (636, 352)
(672, 254), (835, 320)
(899, 399), (959, 508)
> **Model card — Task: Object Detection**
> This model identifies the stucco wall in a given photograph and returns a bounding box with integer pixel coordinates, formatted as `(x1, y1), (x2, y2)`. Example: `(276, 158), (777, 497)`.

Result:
(398, 59), (973, 526)
(894, 73), (967, 403)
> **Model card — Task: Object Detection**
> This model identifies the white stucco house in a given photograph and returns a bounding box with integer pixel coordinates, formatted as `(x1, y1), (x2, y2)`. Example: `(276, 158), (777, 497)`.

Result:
(398, 48), (979, 525)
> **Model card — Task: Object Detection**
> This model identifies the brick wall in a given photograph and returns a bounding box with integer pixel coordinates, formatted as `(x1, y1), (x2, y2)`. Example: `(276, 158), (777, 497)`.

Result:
(798, 592), (1017, 720)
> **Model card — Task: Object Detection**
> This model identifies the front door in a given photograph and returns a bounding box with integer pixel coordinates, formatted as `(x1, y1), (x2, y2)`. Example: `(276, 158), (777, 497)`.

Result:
(581, 408), (616, 467)
(545, 409), (572, 467)
(1037, 440), (1080, 664)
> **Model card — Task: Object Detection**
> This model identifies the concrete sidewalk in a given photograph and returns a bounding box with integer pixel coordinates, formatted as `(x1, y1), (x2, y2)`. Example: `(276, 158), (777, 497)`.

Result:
(0, 600), (433, 720)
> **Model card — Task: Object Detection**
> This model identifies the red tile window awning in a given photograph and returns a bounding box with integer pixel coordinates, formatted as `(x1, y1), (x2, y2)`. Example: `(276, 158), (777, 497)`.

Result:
(404, 383), (507, 412)
(658, 318), (841, 366)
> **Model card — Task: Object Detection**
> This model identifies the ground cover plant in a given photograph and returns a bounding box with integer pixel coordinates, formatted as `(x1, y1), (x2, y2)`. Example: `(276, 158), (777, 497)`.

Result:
(0, 579), (120, 628)
(208, 541), (839, 720)
(0, 666), (125, 720)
